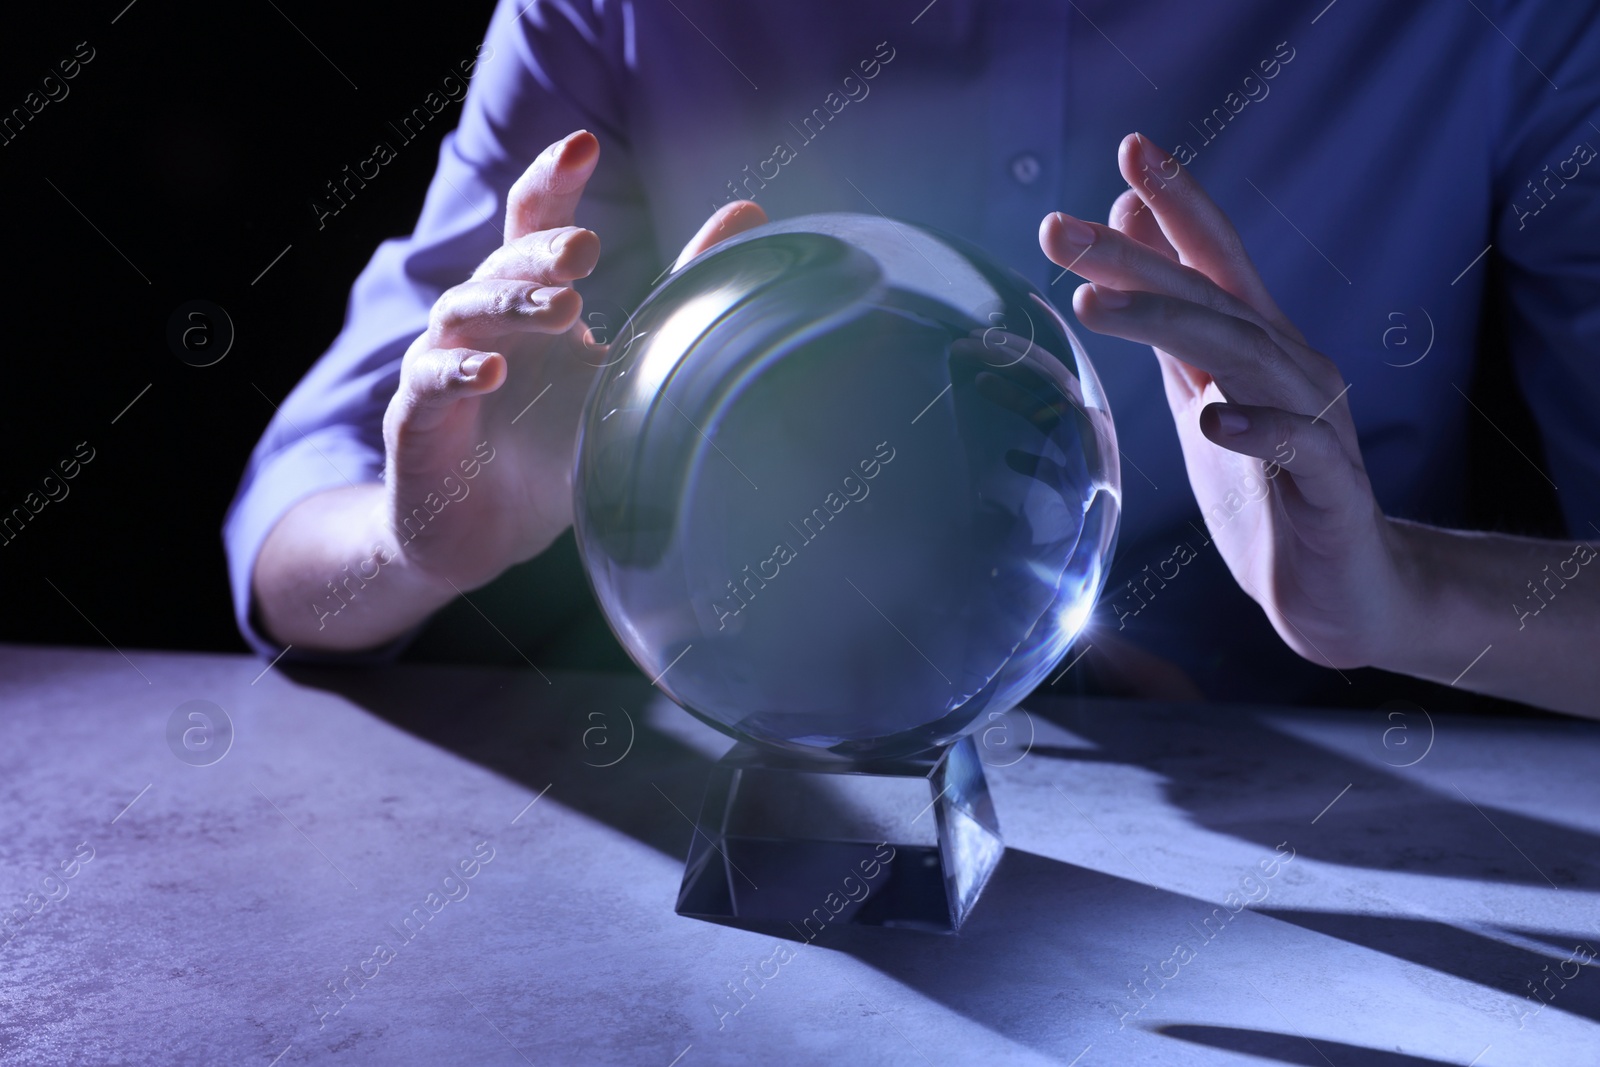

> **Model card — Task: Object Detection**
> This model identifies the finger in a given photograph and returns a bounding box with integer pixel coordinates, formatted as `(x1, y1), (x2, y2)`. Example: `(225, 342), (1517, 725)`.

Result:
(672, 200), (769, 272)
(1109, 188), (1199, 393)
(1109, 187), (1177, 262)
(504, 130), (600, 243)
(392, 346), (506, 436)
(471, 225), (600, 284)
(1071, 284), (1320, 411)
(1040, 211), (1269, 333)
(1119, 133), (1301, 340)
(1073, 190), (1226, 401)
(1109, 190), (1209, 396)
(1198, 401), (1362, 512)
(428, 280), (583, 349)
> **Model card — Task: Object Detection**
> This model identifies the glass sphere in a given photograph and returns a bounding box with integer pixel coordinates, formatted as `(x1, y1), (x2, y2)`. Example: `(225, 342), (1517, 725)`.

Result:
(574, 212), (1119, 760)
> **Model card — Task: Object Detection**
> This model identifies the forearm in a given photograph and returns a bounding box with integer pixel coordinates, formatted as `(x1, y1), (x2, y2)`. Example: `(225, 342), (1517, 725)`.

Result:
(252, 484), (458, 652)
(1382, 519), (1600, 718)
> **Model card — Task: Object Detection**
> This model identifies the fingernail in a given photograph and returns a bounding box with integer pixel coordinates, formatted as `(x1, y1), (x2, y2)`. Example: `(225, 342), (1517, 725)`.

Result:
(531, 286), (566, 304)
(460, 354), (488, 378)
(1215, 408), (1250, 435)
(1061, 215), (1096, 248)
(558, 130), (593, 164)
(1094, 285), (1131, 310)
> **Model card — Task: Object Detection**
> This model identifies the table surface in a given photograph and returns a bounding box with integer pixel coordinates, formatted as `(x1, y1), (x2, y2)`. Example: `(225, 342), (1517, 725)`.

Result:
(2, 644), (1598, 1066)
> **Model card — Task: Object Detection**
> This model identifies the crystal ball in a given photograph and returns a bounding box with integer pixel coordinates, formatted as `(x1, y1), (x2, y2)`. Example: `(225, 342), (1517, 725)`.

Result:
(573, 212), (1120, 760)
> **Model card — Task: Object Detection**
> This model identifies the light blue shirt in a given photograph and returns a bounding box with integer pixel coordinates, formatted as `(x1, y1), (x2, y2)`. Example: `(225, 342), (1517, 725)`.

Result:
(225, 0), (1600, 703)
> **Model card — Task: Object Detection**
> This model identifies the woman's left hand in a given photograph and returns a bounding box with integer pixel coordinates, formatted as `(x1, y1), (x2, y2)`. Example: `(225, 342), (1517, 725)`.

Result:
(1040, 132), (1407, 671)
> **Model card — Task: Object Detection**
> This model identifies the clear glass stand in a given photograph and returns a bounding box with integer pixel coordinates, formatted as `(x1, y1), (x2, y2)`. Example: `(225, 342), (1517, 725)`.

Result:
(676, 734), (1003, 933)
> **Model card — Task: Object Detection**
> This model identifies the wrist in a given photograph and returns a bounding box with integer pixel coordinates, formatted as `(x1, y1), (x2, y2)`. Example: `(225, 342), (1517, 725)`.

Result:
(1367, 518), (1500, 686)
(1368, 516), (1434, 674)
(374, 494), (470, 609)
(255, 484), (459, 651)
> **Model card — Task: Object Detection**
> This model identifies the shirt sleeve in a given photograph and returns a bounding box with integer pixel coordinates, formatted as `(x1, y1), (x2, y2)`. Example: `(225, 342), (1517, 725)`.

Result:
(222, 0), (657, 660)
(1491, 0), (1600, 534)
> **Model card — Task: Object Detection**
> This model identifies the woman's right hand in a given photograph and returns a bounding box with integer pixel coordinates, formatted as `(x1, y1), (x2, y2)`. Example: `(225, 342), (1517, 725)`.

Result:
(253, 131), (765, 650)
(382, 130), (767, 594)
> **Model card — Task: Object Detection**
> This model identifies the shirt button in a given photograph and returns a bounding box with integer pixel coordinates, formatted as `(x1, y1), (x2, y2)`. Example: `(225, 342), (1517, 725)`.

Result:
(1010, 153), (1042, 185)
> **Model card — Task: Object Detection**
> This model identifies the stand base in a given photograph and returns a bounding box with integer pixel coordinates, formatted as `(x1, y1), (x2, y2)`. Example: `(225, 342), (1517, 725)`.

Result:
(676, 734), (1002, 933)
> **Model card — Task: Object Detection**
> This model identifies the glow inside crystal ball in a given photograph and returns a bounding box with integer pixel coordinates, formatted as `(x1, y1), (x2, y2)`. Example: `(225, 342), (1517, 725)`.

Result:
(573, 212), (1119, 759)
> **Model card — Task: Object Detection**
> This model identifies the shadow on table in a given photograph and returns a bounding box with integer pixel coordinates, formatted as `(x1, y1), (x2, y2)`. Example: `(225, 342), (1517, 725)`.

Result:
(292, 662), (1600, 896)
(1156, 1025), (1463, 1066)
(1028, 695), (1600, 892)
(284, 662), (911, 877)
(810, 853), (1590, 1064)
(283, 663), (724, 863)
(290, 661), (1600, 895)
(815, 849), (1476, 1066)
(1258, 910), (1600, 1027)
(286, 664), (1594, 1062)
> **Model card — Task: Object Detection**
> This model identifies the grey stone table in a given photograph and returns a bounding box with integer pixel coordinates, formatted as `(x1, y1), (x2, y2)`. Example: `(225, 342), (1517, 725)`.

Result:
(2, 644), (1599, 1066)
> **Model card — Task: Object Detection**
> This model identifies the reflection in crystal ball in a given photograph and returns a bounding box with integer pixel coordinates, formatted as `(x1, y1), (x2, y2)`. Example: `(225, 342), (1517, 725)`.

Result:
(574, 213), (1120, 759)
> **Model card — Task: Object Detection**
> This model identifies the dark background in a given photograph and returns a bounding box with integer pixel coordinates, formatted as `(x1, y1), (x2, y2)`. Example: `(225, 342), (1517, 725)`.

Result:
(0, 1), (1564, 677)
(1, 0), (499, 654)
